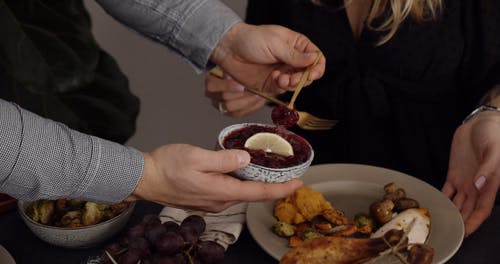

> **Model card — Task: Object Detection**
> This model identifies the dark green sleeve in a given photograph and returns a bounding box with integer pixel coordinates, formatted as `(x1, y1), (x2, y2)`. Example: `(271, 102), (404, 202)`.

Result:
(0, 0), (139, 144)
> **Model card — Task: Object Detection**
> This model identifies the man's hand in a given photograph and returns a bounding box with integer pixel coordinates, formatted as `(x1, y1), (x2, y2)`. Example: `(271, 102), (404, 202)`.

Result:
(210, 23), (325, 94)
(127, 144), (303, 212)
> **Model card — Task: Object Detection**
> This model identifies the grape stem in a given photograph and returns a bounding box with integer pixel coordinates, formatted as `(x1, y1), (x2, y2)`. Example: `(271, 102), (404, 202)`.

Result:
(183, 243), (196, 264)
(104, 251), (118, 264)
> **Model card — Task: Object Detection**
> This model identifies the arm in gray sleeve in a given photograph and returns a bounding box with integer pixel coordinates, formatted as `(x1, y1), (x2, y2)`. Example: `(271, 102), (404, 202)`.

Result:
(95, 0), (242, 72)
(0, 99), (144, 204)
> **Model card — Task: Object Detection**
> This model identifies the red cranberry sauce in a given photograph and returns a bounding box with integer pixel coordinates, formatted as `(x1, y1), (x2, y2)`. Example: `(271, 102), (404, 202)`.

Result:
(222, 125), (311, 168)
(271, 105), (299, 128)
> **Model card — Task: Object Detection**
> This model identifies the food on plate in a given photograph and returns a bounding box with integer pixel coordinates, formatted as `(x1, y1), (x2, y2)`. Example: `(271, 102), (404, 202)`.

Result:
(26, 199), (129, 227)
(371, 208), (430, 245)
(274, 200), (301, 224)
(98, 214), (225, 264)
(394, 197), (420, 212)
(301, 229), (323, 240)
(353, 213), (377, 234)
(272, 222), (296, 237)
(271, 105), (299, 128)
(383, 182), (406, 200)
(274, 186), (334, 224)
(369, 199), (395, 225)
(272, 182), (434, 264)
(321, 208), (349, 227)
(280, 229), (406, 264)
(369, 183), (430, 244)
(383, 182), (420, 212)
(244, 132), (294, 157)
(222, 124), (311, 168)
(408, 244), (435, 264)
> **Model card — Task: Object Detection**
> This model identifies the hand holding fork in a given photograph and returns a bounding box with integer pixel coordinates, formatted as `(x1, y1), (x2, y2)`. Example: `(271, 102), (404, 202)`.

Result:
(207, 64), (337, 130)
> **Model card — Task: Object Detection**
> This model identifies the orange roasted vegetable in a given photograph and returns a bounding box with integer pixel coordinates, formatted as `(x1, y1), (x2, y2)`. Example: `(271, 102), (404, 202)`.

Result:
(274, 186), (333, 224)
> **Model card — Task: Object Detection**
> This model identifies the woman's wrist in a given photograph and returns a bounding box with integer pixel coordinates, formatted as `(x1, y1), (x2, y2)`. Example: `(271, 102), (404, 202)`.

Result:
(491, 96), (500, 108)
(463, 104), (500, 124)
(464, 86), (500, 124)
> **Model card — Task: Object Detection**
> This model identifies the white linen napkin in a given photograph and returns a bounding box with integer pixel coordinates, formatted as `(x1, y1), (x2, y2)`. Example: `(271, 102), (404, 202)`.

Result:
(158, 203), (248, 250)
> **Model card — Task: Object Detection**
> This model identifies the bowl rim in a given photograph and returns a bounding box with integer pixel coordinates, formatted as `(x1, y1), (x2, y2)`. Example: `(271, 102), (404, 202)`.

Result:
(17, 200), (135, 230)
(218, 123), (314, 171)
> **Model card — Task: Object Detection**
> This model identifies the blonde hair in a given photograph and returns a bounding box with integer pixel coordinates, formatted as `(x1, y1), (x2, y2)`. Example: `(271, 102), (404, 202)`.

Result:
(311, 0), (443, 45)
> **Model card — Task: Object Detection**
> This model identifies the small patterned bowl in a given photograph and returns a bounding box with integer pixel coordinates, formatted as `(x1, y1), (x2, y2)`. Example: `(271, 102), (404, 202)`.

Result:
(18, 200), (135, 248)
(218, 123), (314, 183)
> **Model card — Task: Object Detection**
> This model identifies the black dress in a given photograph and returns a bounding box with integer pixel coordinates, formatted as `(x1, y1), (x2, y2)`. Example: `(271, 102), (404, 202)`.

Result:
(246, 0), (500, 188)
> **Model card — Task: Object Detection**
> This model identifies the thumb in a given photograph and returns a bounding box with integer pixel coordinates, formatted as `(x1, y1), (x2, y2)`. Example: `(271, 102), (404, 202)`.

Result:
(274, 48), (319, 68)
(200, 149), (250, 173)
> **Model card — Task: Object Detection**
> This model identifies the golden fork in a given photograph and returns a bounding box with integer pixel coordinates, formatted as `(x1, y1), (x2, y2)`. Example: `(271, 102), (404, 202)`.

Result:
(209, 67), (338, 130)
(288, 51), (322, 109)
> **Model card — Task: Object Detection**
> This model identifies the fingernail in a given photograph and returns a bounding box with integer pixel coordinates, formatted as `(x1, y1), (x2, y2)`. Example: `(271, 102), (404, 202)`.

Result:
(475, 175), (486, 190)
(232, 83), (244, 92)
(305, 52), (317, 59)
(237, 151), (250, 165)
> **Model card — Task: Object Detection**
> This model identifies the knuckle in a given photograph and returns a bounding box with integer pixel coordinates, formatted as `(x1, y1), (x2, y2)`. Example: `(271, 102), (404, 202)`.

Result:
(221, 93), (232, 101)
(184, 146), (203, 164)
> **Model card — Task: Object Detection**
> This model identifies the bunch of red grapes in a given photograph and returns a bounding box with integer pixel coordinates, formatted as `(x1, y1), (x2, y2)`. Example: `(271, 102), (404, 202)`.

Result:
(99, 214), (225, 264)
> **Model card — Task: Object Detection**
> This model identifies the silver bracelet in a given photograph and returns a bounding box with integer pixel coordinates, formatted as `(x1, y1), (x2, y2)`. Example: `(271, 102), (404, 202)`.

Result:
(462, 104), (500, 124)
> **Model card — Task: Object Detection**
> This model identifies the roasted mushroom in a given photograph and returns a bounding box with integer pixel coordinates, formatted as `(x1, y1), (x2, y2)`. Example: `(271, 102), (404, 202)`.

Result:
(383, 182), (400, 193)
(394, 197), (420, 212)
(383, 188), (406, 202)
(369, 199), (395, 225)
(408, 244), (434, 264)
(383, 182), (407, 202)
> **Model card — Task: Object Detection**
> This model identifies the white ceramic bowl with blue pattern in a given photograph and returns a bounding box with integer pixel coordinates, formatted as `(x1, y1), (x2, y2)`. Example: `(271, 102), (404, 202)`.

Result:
(218, 123), (314, 183)
(18, 200), (135, 248)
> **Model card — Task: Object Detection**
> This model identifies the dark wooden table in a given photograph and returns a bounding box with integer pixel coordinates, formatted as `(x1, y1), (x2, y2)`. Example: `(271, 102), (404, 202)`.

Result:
(0, 200), (498, 263)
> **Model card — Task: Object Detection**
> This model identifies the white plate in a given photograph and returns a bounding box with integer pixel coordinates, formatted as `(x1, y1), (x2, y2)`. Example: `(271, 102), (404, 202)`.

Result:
(246, 163), (464, 264)
(0, 244), (15, 264)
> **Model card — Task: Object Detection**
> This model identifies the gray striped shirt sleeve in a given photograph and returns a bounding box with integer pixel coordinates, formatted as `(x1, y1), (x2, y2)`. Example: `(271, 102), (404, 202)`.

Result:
(0, 99), (144, 204)
(95, 0), (242, 73)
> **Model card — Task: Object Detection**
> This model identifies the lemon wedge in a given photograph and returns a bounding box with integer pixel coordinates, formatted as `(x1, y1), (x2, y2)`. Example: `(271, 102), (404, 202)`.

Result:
(244, 132), (294, 157)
